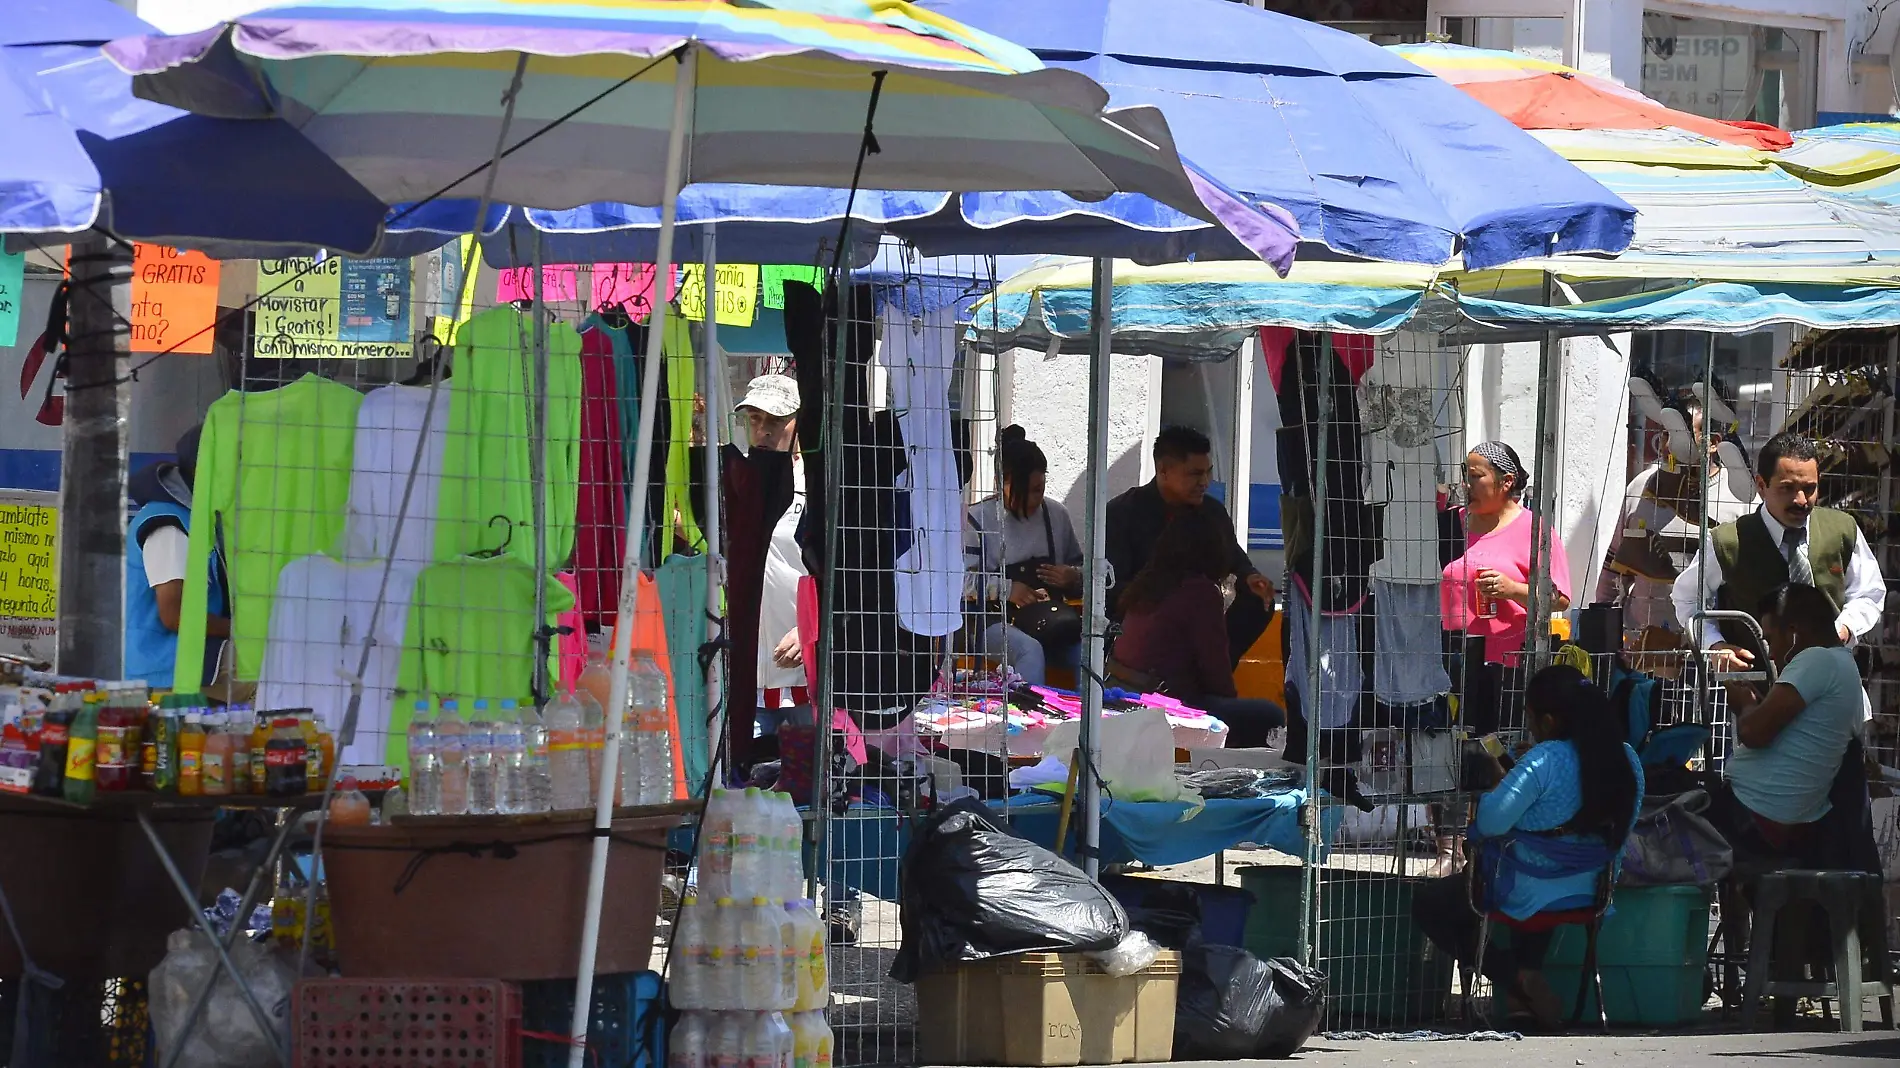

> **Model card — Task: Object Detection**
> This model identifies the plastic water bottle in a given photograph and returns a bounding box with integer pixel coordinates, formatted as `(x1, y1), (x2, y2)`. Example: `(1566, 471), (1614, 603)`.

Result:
(707, 899), (741, 1010)
(405, 700), (441, 815)
(771, 792), (803, 900)
(708, 1011), (744, 1068)
(465, 698), (498, 815)
(633, 653), (673, 803)
(769, 1013), (796, 1068)
(700, 789), (737, 900)
(493, 699), (531, 814)
(731, 789), (771, 896)
(743, 1011), (779, 1068)
(672, 895), (708, 1009)
(670, 1011), (709, 1068)
(577, 685), (606, 802)
(546, 690), (591, 811)
(435, 699), (468, 815)
(774, 899), (800, 1010)
(741, 897), (787, 1010)
(522, 700), (553, 812)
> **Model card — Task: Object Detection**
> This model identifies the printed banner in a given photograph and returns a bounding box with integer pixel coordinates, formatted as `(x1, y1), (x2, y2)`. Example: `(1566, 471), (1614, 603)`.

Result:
(254, 255), (412, 358)
(677, 262), (759, 327)
(131, 245), (219, 354)
(0, 251), (23, 347)
(496, 264), (579, 304)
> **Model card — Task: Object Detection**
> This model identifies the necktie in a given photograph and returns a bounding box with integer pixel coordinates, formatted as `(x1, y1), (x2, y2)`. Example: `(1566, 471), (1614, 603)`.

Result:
(1784, 526), (1814, 586)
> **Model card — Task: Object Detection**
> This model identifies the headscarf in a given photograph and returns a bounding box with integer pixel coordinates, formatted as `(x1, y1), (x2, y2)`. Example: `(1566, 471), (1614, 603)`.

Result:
(1470, 440), (1527, 500)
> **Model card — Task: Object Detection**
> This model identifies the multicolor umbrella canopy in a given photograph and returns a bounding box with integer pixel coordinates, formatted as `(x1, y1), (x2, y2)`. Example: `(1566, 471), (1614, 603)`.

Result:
(918, 0), (1635, 271)
(0, 0), (387, 253)
(1773, 123), (1900, 210)
(1388, 43), (1791, 152)
(105, 0), (1295, 267)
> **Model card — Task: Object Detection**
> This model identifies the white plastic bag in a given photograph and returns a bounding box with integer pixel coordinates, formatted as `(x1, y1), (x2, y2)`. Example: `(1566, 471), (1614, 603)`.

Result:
(1089, 930), (1161, 978)
(1045, 707), (1198, 805)
(149, 928), (296, 1068)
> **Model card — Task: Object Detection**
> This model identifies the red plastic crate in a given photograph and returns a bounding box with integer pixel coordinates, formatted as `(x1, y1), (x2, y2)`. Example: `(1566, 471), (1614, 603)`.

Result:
(294, 978), (522, 1068)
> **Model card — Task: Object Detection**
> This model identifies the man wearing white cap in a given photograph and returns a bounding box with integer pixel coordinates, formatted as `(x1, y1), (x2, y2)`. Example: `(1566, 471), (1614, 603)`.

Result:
(738, 374), (810, 734)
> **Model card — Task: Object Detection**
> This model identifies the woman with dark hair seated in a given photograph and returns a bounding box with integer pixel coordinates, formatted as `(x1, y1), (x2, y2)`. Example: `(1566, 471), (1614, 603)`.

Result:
(1109, 507), (1285, 746)
(1411, 665), (1644, 1030)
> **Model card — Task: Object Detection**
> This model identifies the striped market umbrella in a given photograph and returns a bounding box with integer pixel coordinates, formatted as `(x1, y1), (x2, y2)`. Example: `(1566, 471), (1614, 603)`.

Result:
(103, 0), (1293, 263)
(1390, 42), (1791, 152)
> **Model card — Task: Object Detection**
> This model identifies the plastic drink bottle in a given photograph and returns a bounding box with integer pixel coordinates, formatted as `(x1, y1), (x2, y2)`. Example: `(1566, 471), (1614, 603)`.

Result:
(773, 793), (804, 900)
(669, 1011), (709, 1068)
(708, 1012), (744, 1068)
(786, 900), (828, 1011)
(228, 713), (252, 795)
(33, 686), (73, 796)
(672, 895), (708, 1009)
(576, 686), (606, 804)
(700, 789), (736, 901)
(265, 718), (308, 797)
(520, 699), (552, 812)
(406, 700), (442, 816)
(741, 897), (786, 1010)
(545, 690), (591, 811)
(631, 653), (673, 804)
(731, 789), (771, 896)
(742, 1011), (779, 1068)
(177, 711), (206, 797)
(328, 777), (372, 826)
(61, 694), (99, 805)
(792, 1012), (831, 1068)
(249, 713), (271, 794)
(775, 899), (800, 1010)
(708, 898), (740, 1010)
(491, 698), (529, 814)
(465, 698), (498, 815)
(201, 712), (233, 797)
(93, 691), (134, 793)
(768, 1013), (795, 1068)
(436, 699), (468, 814)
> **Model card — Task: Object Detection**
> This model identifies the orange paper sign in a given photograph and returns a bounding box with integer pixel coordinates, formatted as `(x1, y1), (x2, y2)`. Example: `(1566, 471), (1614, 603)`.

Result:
(130, 245), (219, 354)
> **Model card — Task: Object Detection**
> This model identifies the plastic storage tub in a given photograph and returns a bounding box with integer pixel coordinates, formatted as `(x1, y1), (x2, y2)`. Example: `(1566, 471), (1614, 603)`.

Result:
(1541, 884), (1712, 1026)
(1240, 866), (1452, 1025)
(916, 950), (1180, 1066)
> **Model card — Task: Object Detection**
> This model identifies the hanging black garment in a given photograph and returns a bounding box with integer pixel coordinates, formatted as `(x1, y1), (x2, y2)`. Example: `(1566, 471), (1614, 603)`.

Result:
(722, 443), (795, 771)
(782, 282), (935, 724)
(1274, 332), (1381, 612)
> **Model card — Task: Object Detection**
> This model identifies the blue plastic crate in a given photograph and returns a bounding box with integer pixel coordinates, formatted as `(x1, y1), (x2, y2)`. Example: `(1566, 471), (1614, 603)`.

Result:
(519, 971), (666, 1068)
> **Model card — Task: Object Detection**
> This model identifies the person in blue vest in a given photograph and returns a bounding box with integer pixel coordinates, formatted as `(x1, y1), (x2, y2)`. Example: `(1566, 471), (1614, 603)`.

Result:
(125, 426), (229, 690)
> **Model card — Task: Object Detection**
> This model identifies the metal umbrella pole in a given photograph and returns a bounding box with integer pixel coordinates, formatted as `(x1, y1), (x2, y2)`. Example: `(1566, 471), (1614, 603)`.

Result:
(1297, 335), (1333, 965)
(532, 228), (552, 706)
(1078, 257), (1114, 880)
(1525, 271), (1562, 667)
(700, 222), (727, 784)
(567, 46), (696, 1068)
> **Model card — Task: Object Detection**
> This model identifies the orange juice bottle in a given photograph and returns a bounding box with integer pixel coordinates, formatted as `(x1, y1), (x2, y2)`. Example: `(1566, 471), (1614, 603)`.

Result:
(177, 712), (206, 797)
(250, 713), (271, 794)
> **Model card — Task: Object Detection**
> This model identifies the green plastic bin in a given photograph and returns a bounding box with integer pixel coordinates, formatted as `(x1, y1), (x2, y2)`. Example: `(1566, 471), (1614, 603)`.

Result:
(1239, 866), (1453, 1025)
(1541, 884), (1712, 1025)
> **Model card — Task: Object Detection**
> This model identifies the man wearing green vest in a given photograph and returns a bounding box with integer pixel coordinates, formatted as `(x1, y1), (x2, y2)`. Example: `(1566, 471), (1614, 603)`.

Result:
(1672, 433), (1886, 674)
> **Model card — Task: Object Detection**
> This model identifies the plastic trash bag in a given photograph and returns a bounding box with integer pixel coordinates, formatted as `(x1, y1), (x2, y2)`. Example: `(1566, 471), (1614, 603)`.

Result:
(150, 928), (296, 1068)
(892, 798), (1127, 982)
(1044, 707), (1198, 805)
(1618, 789), (1733, 887)
(1175, 944), (1326, 1060)
(1089, 931), (1161, 978)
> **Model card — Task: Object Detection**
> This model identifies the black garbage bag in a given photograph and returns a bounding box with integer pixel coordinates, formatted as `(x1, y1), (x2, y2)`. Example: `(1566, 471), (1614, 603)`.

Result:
(1175, 943), (1327, 1060)
(890, 798), (1127, 982)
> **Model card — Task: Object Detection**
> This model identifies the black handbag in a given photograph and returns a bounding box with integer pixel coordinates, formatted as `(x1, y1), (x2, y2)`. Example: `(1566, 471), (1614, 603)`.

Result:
(1004, 508), (1083, 649)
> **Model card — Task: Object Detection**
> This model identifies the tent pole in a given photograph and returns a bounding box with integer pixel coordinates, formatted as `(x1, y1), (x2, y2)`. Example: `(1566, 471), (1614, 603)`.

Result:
(568, 46), (696, 1068)
(1297, 335), (1333, 965)
(701, 222), (726, 787)
(1079, 257), (1113, 880)
(1526, 272), (1561, 667)
(58, 231), (133, 678)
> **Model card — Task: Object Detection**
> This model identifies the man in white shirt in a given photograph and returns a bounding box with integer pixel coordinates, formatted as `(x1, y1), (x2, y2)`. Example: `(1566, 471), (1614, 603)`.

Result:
(1672, 433), (1886, 675)
(1597, 399), (1752, 647)
(739, 375), (811, 735)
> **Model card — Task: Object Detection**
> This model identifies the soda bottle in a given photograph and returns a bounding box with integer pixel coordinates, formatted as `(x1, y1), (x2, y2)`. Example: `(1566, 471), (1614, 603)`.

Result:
(33, 684), (73, 796)
(406, 700), (442, 816)
(95, 690), (135, 793)
(465, 698), (498, 815)
(265, 717), (307, 797)
(545, 690), (591, 811)
(670, 1011), (709, 1068)
(297, 713), (325, 793)
(436, 699), (468, 815)
(62, 692), (99, 805)
(177, 711), (206, 797)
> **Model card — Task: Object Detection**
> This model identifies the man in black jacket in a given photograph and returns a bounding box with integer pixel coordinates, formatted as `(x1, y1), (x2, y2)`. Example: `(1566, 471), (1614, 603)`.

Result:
(1105, 426), (1276, 664)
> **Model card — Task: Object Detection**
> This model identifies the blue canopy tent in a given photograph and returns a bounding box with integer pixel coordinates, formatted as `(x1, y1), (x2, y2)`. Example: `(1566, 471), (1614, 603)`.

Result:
(0, 0), (387, 255)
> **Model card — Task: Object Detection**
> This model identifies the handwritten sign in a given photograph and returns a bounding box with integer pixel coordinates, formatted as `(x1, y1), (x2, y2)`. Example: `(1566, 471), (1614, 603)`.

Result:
(761, 264), (822, 310)
(0, 251), (23, 347)
(495, 264), (578, 304)
(131, 245), (219, 354)
(253, 256), (410, 359)
(0, 504), (56, 621)
(677, 262), (759, 327)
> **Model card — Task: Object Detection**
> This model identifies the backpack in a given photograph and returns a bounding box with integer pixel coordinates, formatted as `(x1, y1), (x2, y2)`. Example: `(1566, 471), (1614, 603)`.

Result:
(1608, 660), (1709, 768)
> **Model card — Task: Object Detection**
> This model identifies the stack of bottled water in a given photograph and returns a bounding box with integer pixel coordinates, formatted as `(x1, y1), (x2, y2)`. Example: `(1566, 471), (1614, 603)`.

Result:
(406, 697), (551, 816)
(670, 789), (829, 1068)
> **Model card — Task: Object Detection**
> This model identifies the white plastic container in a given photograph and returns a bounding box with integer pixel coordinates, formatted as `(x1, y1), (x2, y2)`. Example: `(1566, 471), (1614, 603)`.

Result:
(786, 900), (828, 1012)
(731, 788), (771, 897)
(739, 897), (788, 1010)
(708, 1012), (744, 1068)
(789, 1011), (832, 1068)
(700, 789), (737, 901)
(670, 1011), (709, 1068)
(672, 895), (708, 1010)
(706, 898), (742, 1011)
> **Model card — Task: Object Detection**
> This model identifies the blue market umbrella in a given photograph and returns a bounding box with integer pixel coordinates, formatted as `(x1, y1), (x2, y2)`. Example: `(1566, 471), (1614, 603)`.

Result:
(0, 0), (387, 255)
(920, 0), (1636, 270)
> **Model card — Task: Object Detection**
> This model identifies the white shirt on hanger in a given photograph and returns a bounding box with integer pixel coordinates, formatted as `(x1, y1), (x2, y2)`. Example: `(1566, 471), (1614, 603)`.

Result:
(343, 384), (450, 568)
(882, 304), (965, 637)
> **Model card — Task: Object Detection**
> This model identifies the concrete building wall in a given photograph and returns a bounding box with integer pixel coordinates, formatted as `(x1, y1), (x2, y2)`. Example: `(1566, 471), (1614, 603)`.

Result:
(1001, 348), (1162, 522)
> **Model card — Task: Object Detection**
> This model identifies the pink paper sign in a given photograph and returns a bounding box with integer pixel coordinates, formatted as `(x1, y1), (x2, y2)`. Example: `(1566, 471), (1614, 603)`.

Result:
(495, 264), (579, 303)
(590, 262), (682, 320)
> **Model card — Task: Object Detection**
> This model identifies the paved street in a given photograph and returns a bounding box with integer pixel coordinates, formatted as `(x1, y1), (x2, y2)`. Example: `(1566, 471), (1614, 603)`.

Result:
(1299, 1028), (1898, 1067)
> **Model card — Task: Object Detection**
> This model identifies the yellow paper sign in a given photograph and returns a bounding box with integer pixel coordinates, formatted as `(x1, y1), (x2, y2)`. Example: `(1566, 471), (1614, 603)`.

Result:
(677, 263), (759, 327)
(252, 256), (409, 359)
(0, 504), (57, 620)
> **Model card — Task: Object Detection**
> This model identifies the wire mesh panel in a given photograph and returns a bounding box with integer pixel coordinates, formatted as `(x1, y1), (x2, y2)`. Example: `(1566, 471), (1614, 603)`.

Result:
(808, 246), (1009, 1068)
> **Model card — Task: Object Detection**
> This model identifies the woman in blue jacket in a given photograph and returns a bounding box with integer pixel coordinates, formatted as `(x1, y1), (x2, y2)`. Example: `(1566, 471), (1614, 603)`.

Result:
(1411, 665), (1644, 1029)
